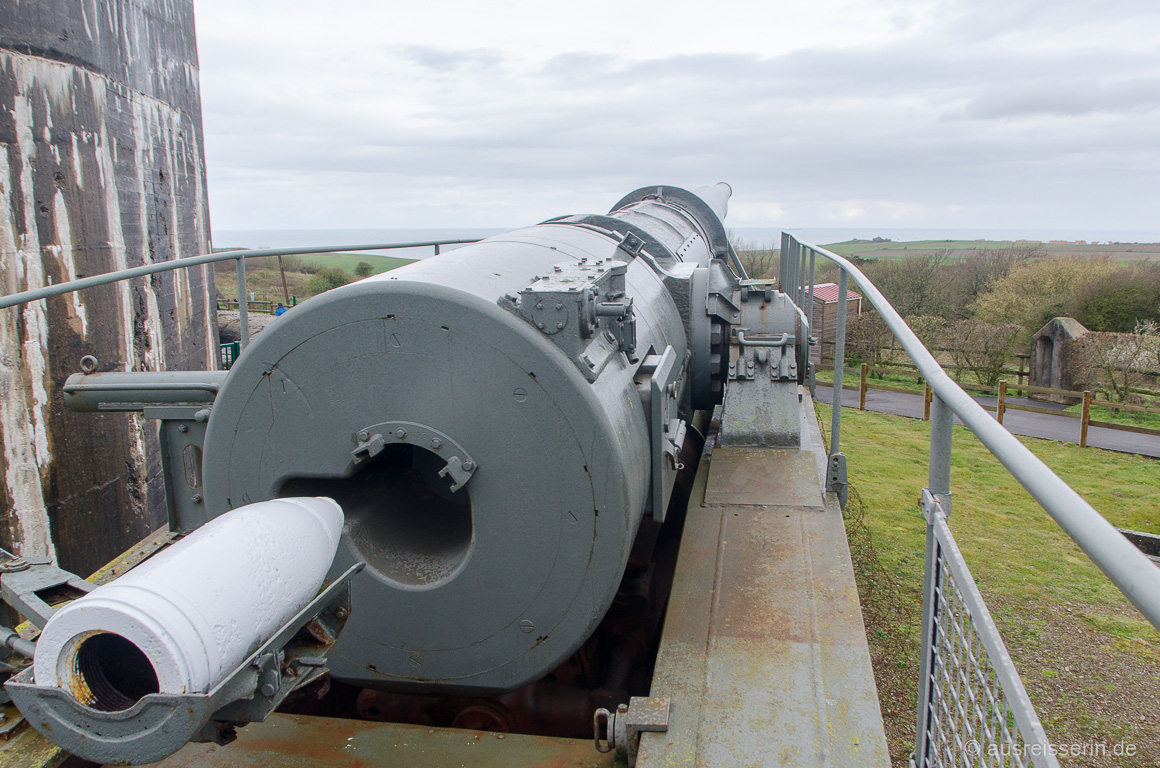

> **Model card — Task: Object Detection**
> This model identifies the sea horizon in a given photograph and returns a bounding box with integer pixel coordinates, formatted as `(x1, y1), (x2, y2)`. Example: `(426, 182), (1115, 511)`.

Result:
(213, 225), (1160, 260)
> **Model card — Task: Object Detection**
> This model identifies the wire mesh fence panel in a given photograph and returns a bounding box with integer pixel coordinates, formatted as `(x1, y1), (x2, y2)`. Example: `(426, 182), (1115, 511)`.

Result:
(915, 511), (1059, 768)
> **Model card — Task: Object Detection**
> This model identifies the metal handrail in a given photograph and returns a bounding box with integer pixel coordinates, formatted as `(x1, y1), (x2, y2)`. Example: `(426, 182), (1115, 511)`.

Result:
(789, 236), (1160, 632)
(0, 240), (480, 311)
(0, 238), (481, 351)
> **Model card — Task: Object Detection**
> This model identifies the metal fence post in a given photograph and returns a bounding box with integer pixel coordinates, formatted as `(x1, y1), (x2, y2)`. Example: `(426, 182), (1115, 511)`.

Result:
(797, 241), (808, 309)
(914, 393), (953, 767)
(929, 393), (953, 511)
(913, 503), (940, 768)
(785, 238), (797, 308)
(779, 232), (789, 289)
(806, 248), (816, 329)
(806, 248), (817, 392)
(236, 257), (250, 350)
(830, 269), (848, 456)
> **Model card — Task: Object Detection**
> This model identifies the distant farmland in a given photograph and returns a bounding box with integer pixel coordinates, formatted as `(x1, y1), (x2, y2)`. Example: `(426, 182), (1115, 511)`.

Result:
(821, 238), (1160, 261)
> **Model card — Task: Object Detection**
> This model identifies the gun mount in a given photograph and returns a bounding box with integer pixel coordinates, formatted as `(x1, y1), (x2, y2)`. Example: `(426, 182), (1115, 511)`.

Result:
(9, 183), (820, 763)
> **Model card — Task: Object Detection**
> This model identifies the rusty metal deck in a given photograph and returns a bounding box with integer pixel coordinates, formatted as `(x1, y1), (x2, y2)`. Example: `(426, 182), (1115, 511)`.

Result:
(142, 715), (618, 768)
(637, 388), (890, 768)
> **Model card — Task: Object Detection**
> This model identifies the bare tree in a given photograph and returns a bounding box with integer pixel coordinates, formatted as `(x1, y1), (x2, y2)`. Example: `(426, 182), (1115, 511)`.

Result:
(728, 230), (779, 279)
(947, 320), (1022, 386)
(1069, 320), (1160, 403)
(863, 252), (952, 318)
(845, 311), (893, 374)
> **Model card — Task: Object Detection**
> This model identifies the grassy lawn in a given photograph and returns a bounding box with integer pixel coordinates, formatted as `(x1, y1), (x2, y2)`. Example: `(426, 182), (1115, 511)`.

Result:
(813, 364), (1011, 399)
(213, 252), (416, 304)
(1064, 401), (1160, 431)
(815, 403), (1160, 767)
(295, 252), (415, 274)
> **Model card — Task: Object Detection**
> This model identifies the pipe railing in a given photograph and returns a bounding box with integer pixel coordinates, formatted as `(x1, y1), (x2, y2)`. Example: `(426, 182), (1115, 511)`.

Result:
(0, 239), (482, 349)
(782, 234), (1160, 631)
(781, 234), (1156, 768)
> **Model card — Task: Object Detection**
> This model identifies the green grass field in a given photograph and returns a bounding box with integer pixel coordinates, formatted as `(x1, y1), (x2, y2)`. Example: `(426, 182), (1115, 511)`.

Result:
(214, 252), (416, 303)
(817, 403), (1160, 766)
(295, 252), (416, 274)
(817, 238), (1160, 262)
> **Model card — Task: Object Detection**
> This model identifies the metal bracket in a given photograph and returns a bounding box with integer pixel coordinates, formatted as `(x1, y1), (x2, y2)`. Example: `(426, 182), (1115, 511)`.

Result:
(145, 406), (212, 531)
(593, 696), (670, 767)
(351, 422), (477, 493)
(6, 563), (363, 766)
(503, 258), (634, 381)
(636, 346), (688, 523)
(0, 553), (94, 629)
(826, 452), (848, 509)
(921, 487), (951, 522)
(617, 231), (646, 258)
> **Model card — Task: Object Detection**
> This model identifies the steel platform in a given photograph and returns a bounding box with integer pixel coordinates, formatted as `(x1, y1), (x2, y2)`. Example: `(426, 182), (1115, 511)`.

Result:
(637, 388), (889, 767)
(4, 388), (888, 767)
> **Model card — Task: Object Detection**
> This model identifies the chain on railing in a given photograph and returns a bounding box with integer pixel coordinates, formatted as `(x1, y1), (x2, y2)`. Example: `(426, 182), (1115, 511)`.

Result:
(780, 233), (1160, 768)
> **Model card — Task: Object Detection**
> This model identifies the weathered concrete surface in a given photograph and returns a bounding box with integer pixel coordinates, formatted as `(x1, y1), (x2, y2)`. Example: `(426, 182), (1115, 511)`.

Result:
(0, 0), (216, 577)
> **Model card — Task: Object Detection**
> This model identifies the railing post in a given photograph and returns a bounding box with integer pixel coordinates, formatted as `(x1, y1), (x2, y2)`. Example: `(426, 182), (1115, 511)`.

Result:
(914, 393), (952, 767)
(806, 248), (817, 393)
(824, 268), (850, 507)
(830, 270), (848, 456)
(859, 363), (868, 410)
(779, 232), (789, 289)
(1080, 390), (1092, 447)
(913, 499), (940, 768)
(929, 393), (953, 510)
(997, 380), (1008, 425)
(236, 257), (250, 350)
(805, 247), (816, 329)
(797, 241), (808, 309)
(785, 238), (797, 307)
(434, 243), (441, 256)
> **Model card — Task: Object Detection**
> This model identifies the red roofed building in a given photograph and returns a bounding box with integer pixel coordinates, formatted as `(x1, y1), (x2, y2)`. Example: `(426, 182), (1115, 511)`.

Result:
(809, 282), (863, 364)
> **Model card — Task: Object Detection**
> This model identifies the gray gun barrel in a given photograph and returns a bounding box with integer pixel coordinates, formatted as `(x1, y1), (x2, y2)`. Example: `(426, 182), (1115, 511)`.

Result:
(63, 372), (228, 412)
(195, 184), (739, 697)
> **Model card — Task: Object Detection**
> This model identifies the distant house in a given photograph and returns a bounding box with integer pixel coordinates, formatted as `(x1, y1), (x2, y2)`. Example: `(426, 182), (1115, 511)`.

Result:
(809, 283), (863, 364)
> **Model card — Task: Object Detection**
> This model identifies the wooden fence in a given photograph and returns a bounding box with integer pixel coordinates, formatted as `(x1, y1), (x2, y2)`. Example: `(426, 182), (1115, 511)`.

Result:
(824, 362), (1160, 447)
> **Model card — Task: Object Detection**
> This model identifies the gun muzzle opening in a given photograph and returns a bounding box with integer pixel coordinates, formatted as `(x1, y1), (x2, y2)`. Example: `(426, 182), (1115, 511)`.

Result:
(281, 443), (473, 588)
(68, 632), (160, 712)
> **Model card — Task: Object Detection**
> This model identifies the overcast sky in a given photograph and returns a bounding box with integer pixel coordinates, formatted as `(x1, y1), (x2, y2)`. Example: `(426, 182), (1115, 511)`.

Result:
(194, 0), (1160, 235)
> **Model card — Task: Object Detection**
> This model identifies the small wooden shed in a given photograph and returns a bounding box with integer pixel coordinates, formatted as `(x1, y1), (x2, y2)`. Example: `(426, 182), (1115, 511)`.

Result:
(809, 282), (863, 364)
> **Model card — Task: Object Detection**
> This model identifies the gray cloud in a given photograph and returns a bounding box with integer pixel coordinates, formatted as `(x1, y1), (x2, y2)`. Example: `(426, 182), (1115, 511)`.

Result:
(195, 1), (1160, 232)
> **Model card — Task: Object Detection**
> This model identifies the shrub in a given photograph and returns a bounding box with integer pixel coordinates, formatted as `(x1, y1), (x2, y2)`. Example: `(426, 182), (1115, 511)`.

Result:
(846, 311), (893, 373)
(1069, 321), (1160, 403)
(972, 258), (1116, 345)
(1068, 264), (1160, 332)
(948, 320), (1022, 386)
(354, 261), (375, 278)
(305, 267), (351, 295)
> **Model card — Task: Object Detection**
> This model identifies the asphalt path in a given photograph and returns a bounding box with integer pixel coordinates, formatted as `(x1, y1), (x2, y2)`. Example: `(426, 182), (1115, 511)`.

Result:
(813, 384), (1160, 459)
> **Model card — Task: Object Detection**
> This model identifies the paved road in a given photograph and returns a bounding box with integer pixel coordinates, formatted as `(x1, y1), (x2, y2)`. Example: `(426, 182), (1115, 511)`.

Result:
(813, 384), (1160, 459)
